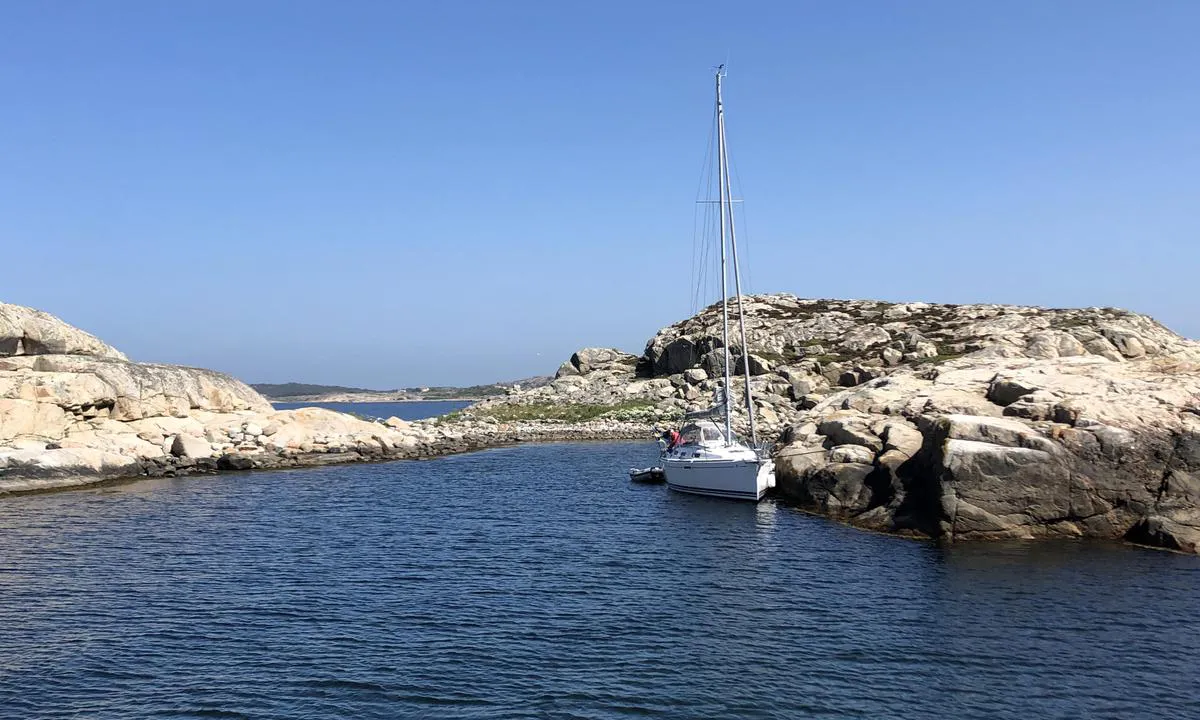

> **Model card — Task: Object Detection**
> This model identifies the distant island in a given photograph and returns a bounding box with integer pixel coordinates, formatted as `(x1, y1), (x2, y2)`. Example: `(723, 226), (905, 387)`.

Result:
(252, 378), (552, 403)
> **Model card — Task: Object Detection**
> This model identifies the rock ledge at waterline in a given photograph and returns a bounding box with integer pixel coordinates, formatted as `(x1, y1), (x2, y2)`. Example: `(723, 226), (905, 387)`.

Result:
(0, 303), (656, 494)
(472, 294), (1200, 554)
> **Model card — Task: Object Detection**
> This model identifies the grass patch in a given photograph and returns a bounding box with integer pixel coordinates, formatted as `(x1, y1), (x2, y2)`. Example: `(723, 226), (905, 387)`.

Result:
(471, 400), (661, 423)
(432, 410), (465, 426)
(756, 306), (813, 320)
(812, 353), (851, 364)
(753, 350), (801, 366)
(1049, 314), (1098, 330)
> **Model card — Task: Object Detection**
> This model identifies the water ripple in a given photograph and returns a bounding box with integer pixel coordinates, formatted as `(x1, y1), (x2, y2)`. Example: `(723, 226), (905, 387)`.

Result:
(1, 442), (1198, 719)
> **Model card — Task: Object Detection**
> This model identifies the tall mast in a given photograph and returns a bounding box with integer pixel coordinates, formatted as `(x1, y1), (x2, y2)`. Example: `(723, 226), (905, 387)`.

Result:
(715, 67), (733, 444)
(720, 76), (758, 448)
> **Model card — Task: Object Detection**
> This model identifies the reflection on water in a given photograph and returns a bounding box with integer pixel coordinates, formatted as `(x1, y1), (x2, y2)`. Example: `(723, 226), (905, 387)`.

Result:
(0, 441), (1197, 719)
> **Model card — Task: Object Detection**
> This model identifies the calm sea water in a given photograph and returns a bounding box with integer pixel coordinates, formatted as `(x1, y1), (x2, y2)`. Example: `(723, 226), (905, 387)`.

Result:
(270, 399), (471, 420)
(1, 442), (1198, 719)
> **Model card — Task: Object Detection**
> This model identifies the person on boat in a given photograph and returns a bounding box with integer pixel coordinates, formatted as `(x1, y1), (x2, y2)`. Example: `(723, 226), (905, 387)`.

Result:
(666, 429), (682, 450)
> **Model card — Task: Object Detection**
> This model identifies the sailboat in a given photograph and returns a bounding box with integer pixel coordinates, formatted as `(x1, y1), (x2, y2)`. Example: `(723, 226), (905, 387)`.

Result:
(661, 66), (776, 501)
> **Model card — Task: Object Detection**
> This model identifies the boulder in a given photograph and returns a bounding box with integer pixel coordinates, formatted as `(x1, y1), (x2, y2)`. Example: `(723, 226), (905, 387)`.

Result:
(839, 325), (891, 352)
(217, 453), (256, 471)
(912, 341), (939, 359)
(1024, 331), (1086, 359)
(1102, 327), (1148, 358)
(170, 434), (213, 459)
(817, 416), (882, 452)
(569, 347), (636, 375)
(755, 403), (780, 428)
(746, 354), (772, 376)
(1002, 390), (1060, 421)
(0, 303), (127, 359)
(778, 461), (877, 517)
(700, 350), (727, 378)
(652, 338), (700, 376)
(1126, 515), (1200, 554)
(1081, 336), (1124, 362)
(879, 421), (922, 457)
(829, 444), (875, 464)
(986, 376), (1037, 406)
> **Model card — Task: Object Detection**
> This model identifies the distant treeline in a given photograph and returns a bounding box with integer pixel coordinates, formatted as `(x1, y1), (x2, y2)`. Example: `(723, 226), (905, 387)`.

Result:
(253, 383), (379, 397)
(250, 382), (534, 400)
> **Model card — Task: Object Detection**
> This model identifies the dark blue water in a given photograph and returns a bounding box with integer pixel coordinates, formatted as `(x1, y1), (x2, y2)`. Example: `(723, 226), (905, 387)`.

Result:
(1, 442), (1198, 719)
(270, 399), (470, 420)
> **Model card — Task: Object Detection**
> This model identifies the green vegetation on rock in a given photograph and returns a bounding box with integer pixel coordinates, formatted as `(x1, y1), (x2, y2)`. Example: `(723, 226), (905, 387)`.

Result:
(469, 400), (664, 423)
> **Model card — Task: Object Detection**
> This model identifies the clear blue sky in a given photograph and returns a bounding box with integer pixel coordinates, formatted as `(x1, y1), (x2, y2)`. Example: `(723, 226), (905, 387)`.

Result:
(2, 1), (1196, 387)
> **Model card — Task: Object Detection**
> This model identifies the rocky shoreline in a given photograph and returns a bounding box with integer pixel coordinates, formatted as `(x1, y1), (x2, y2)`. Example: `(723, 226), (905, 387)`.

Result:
(4, 297), (1200, 555)
(2, 415), (655, 495)
(0, 302), (658, 495)
(470, 295), (1200, 554)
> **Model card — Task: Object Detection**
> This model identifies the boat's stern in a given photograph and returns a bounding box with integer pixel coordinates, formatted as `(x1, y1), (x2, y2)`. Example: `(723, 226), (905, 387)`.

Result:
(758, 458), (776, 493)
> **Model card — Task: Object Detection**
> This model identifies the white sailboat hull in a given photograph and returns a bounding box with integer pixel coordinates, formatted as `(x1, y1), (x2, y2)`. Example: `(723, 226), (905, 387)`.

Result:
(662, 452), (775, 501)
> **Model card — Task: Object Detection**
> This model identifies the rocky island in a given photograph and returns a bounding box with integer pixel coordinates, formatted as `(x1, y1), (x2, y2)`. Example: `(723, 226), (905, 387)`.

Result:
(461, 294), (1200, 554)
(251, 378), (551, 403)
(3, 296), (1199, 555)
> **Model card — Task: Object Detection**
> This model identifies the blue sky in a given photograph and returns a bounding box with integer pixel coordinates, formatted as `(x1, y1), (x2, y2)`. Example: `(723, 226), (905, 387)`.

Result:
(2, 1), (1196, 387)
